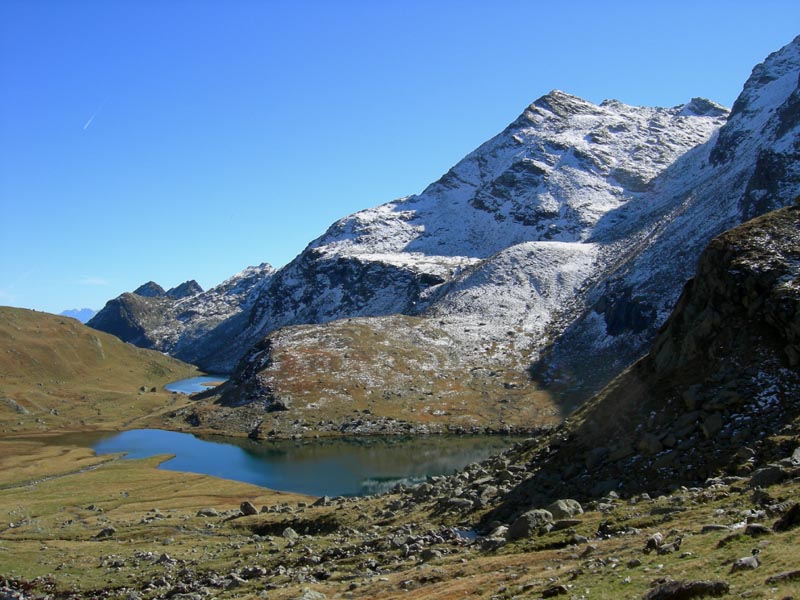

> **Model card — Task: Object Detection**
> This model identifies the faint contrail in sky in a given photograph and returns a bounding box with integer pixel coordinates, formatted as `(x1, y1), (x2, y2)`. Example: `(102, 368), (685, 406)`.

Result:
(83, 101), (106, 131)
(83, 113), (97, 130)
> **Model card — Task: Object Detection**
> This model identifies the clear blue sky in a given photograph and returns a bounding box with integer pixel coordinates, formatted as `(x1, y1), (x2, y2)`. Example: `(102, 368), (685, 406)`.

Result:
(2, 1), (799, 314)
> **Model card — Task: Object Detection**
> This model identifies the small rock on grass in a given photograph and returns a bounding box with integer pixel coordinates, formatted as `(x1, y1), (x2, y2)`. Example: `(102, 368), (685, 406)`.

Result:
(765, 569), (800, 584)
(541, 584), (568, 597)
(95, 526), (116, 539)
(773, 502), (800, 532)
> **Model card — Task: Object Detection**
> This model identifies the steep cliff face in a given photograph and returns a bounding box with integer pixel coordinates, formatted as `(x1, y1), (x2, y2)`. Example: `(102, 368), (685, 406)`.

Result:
(492, 204), (800, 512)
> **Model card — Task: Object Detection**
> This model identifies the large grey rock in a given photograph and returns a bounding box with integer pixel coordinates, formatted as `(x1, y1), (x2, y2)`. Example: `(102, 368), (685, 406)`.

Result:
(749, 465), (787, 488)
(545, 499), (583, 519)
(643, 580), (729, 600)
(293, 590), (327, 600)
(507, 509), (553, 540)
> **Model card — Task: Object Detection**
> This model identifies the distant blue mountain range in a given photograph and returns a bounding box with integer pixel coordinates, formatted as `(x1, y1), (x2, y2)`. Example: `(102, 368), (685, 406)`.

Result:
(59, 308), (97, 323)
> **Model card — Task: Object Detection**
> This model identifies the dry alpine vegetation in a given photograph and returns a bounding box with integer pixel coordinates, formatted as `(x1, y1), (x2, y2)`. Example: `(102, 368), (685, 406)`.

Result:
(0, 427), (799, 600)
(2, 202), (800, 599)
(167, 315), (563, 441)
(0, 307), (199, 435)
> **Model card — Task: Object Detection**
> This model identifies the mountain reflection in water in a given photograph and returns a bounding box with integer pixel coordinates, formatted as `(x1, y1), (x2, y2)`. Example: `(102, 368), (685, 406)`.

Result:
(83, 429), (524, 497)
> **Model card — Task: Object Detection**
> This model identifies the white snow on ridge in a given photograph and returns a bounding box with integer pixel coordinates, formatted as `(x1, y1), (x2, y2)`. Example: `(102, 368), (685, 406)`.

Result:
(206, 90), (730, 373)
(309, 91), (727, 262)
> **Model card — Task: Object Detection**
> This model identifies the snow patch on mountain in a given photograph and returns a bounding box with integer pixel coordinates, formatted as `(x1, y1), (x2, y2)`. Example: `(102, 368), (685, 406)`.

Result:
(424, 241), (599, 363)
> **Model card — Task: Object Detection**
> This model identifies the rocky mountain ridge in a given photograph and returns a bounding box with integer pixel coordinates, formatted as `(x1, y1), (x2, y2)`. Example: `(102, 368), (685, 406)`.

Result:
(537, 35), (800, 399)
(90, 37), (800, 431)
(88, 264), (275, 367)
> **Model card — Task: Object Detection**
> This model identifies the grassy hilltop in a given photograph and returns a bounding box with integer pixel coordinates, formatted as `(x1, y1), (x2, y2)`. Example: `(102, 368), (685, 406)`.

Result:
(0, 306), (199, 434)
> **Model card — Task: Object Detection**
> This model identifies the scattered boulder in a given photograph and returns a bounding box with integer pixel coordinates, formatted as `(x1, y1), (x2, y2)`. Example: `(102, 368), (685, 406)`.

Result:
(225, 573), (247, 589)
(643, 579), (729, 600)
(293, 589), (327, 600)
(420, 548), (442, 562)
(628, 558), (643, 568)
(196, 507), (220, 518)
(749, 465), (786, 488)
(541, 584), (568, 597)
(506, 509), (553, 541)
(241, 565), (268, 579)
(282, 527), (299, 540)
(700, 524), (731, 534)
(765, 569), (800, 584)
(772, 502), (800, 532)
(240, 502), (259, 516)
(744, 523), (770, 537)
(546, 499), (583, 519)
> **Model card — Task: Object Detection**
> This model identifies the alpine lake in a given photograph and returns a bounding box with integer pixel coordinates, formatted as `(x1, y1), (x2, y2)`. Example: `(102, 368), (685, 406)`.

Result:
(48, 376), (526, 498)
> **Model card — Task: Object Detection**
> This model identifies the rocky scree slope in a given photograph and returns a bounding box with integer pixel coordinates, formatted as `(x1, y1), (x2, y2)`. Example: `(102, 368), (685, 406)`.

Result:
(88, 264), (274, 369)
(485, 203), (800, 521)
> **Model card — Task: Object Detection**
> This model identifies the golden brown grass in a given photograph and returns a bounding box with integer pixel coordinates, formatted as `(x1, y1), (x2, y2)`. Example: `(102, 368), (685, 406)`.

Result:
(2, 307), (799, 599)
(0, 440), (308, 595)
(0, 306), (199, 434)
(209, 315), (562, 436)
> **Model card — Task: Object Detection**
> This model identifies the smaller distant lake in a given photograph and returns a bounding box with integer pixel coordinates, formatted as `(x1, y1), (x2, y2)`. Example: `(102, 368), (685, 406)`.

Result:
(85, 429), (524, 497)
(165, 376), (227, 395)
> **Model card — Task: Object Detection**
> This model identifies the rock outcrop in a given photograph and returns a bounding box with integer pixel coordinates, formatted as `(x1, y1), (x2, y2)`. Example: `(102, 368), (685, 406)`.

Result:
(490, 203), (800, 515)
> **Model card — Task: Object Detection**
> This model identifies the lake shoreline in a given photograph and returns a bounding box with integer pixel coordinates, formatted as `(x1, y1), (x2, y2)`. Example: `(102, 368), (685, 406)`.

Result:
(27, 428), (530, 497)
